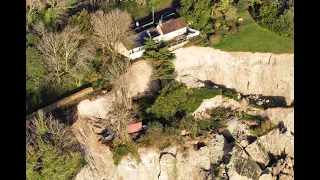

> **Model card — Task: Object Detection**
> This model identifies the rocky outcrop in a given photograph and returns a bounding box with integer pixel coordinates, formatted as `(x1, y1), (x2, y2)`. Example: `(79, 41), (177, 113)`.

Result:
(259, 173), (275, 180)
(174, 46), (294, 105)
(159, 153), (177, 180)
(258, 129), (294, 158)
(248, 107), (294, 134)
(193, 95), (247, 120)
(227, 146), (262, 180)
(71, 53), (294, 180)
(245, 141), (270, 167)
(72, 115), (117, 180)
(115, 150), (161, 180)
(267, 156), (294, 179)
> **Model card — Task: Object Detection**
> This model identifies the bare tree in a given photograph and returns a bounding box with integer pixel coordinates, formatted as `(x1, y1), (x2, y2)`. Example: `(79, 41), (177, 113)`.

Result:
(91, 9), (133, 65)
(69, 43), (95, 87)
(34, 22), (90, 86)
(102, 57), (131, 82)
(26, 110), (79, 151)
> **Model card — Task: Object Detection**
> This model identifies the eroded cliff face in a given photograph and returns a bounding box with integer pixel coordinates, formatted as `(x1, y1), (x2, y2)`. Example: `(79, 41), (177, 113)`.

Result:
(72, 50), (294, 180)
(173, 46), (294, 105)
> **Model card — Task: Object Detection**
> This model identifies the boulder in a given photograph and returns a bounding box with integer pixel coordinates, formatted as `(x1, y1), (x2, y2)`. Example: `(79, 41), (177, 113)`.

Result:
(195, 146), (211, 170)
(159, 154), (177, 180)
(245, 140), (270, 167)
(258, 129), (294, 158)
(278, 174), (294, 180)
(259, 173), (275, 180)
(227, 146), (262, 180)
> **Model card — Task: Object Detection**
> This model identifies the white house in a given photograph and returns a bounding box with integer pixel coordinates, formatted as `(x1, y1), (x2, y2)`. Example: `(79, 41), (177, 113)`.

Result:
(117, 17), (200, 60)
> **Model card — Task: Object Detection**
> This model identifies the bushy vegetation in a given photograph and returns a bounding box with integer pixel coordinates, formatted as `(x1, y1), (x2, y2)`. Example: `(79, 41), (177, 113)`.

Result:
(249, 120), (278, 136)
(117, 0), (173, 19)
(250, 0), (294, 39)
(26, 111), (85, 179)
(149, 81), (192, 119)
(209, 35), (222, 45)
(111, 139), (140, 165)
(180, 0), (213, 31)
(149, 81), (240, 119)
(137, 122), (182, 149)
(213, 11), (293, 53)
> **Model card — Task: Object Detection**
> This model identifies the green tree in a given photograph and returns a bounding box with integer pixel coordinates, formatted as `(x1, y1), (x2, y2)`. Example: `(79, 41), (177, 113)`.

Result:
(143, 37), (175, 60)
(214, 0), (234, 14)
(143, 37), (176, 81)
(250, 0), (294, 38)
(272, 7), (294, 38)
(257, 0), (282, 27)
(68, 9), (92, 35)
(150, 81), (192, 119)
(180, 0), (212, 30)
(26, 46), (47, 111)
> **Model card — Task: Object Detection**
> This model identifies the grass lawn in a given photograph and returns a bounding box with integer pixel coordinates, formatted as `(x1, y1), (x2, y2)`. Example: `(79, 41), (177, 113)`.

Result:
(213, 11), (294, 54)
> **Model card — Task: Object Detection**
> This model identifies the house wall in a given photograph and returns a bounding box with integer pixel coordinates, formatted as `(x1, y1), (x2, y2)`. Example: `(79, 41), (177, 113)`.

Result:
(186, 28), (200, 39)
(129, 49), (145, 60)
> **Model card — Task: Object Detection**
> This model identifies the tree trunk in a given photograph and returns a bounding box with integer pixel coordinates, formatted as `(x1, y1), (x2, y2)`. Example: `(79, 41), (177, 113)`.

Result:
(111, 54), (115, 66)
(57, 75), (61, 86)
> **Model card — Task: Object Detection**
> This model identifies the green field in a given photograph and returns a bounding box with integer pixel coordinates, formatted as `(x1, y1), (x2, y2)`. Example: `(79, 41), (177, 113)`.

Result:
(213, 11), (294, 54)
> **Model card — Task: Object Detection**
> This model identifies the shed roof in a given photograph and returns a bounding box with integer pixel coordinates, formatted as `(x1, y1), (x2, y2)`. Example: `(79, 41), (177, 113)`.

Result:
(126, 121), (142, 134)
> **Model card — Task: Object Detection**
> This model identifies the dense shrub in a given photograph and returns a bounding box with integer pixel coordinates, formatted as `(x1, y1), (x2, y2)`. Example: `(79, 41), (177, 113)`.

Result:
(159, 142), (171, 150)
(138, 122), (182, 148)
(209, 35), (222, 45)
(215, 21), (222, 29)
(149, 81), (192, 119)
(238, 25), (245, 32)
(92, 78), (112, 91)
(227, 20), (235, 27)
(250, 120), (278, 137)
(250, 0), (294, 39)
(241, 111), (256, 121)
(229, 27), (238, 35)
(236, 0), (249, 11)
(179, 116), (199, 138)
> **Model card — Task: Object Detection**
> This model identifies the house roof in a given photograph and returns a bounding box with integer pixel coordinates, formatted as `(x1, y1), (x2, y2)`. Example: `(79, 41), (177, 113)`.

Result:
(159, 17), (188, 34)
